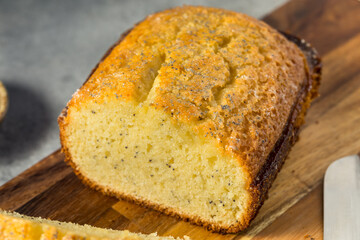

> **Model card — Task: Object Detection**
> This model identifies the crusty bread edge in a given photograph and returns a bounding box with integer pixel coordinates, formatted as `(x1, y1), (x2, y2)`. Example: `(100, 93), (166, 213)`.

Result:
(245, 33), (322, 232)
(58, 29), (321, 233)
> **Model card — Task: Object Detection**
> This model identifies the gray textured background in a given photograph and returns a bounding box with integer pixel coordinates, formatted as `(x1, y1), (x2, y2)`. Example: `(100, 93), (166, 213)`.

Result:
(0, 0), (288, 185)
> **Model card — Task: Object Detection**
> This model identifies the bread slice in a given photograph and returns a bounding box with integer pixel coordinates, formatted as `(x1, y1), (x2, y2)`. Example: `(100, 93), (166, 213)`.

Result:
(0, 210), (188, 239)
(58, 6), (321, 233)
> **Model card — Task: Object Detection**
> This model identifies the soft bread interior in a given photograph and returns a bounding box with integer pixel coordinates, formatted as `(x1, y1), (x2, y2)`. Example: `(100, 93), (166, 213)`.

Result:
(0, 210), (182, 239)
(64, 97), (250, 228)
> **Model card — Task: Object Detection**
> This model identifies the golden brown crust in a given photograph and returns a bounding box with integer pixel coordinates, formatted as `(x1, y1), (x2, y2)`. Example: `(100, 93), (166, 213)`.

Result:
(58, 6), (321, 233)
(246, 36), (321, 228)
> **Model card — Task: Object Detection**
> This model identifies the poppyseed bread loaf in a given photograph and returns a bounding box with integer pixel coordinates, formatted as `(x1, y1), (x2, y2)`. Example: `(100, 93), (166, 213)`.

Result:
(58, 6), (321, 233)
(0, 210), (189, 240)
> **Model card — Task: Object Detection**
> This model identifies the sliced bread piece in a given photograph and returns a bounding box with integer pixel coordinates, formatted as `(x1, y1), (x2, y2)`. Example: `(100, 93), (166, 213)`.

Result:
(0, 210), (188, 240)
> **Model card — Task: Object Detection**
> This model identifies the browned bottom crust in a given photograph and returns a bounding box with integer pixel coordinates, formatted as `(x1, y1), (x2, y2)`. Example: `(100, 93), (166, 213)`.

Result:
(59, 33), (321, 234)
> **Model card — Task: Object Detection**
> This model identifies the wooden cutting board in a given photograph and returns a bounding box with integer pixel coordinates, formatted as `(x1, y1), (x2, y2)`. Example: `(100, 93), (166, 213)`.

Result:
(1, 0), (360, 239)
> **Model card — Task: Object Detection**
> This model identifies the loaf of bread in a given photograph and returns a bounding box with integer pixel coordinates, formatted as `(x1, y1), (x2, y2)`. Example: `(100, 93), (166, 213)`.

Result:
(58, 6), (321, 233)
(0, 210), (188, 239)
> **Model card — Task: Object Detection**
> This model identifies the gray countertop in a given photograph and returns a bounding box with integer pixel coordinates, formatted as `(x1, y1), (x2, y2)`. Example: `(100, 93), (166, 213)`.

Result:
(0, 0), (288, 185)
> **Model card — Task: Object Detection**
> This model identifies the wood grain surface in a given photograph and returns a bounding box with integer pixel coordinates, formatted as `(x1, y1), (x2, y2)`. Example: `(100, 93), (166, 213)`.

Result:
(1, 0), (360, 239)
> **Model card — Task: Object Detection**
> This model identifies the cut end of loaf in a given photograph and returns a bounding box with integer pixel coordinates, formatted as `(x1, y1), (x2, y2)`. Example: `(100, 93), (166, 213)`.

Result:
(59, 98), (252, 232)
(0, 210), (188, 239)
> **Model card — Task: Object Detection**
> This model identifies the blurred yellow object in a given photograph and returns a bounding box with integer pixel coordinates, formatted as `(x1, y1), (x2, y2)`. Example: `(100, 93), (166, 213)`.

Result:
(0, 81), (8, 122)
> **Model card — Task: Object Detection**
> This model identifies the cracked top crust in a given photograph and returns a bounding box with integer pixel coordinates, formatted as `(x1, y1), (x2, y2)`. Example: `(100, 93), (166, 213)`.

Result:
(68, 6), (308, 180)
